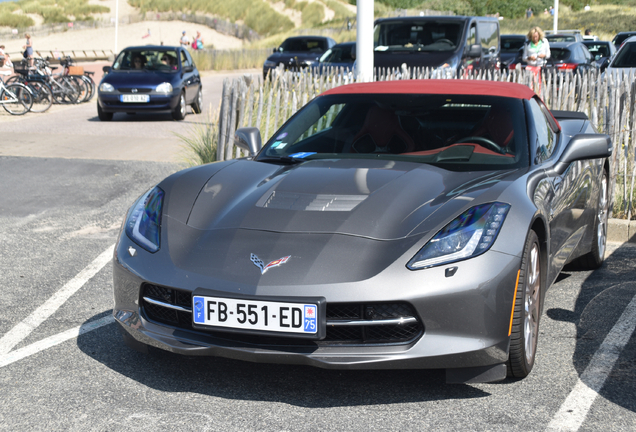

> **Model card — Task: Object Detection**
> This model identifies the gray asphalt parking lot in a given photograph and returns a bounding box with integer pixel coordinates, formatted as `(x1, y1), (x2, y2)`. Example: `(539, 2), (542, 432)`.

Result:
(0, 73), (635, 431)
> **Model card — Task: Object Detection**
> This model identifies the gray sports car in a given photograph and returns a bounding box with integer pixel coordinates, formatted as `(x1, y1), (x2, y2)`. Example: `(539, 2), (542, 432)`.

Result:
(113, 80), (612, 383)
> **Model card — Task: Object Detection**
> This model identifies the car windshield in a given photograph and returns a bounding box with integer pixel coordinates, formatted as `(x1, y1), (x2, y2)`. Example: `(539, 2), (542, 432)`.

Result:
(320, 46), (355, 63)
(374, 21), (463, 52)
(550, 48), (572, 61)
(113, 49), (179, 71)
(611, 42), (636, 67)
(501, 37), (525, 52)
(259, 94), (529, 172)
(280, 38), (328, 53)
(547, 35), (576, 43)
(585, 43), (610, 57)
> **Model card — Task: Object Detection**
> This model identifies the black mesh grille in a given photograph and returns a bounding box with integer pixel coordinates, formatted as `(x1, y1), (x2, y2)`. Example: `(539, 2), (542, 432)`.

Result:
(118, 88), (152, 93)
(141, 284), (423, 346)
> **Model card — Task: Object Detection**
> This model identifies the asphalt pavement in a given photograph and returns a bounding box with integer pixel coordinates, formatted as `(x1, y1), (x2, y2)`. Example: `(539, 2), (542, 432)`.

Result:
(0, 70), (635, 431)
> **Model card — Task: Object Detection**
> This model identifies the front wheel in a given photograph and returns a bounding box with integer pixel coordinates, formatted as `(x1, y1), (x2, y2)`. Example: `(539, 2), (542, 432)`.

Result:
(1, 83), (33, 115)
(97, 102), (113, 121)
(507, 229), (542, 379)
(172, 91), (186, 120)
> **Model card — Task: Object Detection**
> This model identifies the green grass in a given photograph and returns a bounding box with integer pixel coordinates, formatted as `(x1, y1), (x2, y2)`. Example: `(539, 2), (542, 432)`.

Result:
(176, 107), (219, 167)
(302, 2), (326, 27)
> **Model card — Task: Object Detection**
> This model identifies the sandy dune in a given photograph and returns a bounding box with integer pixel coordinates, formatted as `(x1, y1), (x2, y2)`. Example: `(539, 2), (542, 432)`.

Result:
(1, 20), (244, 57)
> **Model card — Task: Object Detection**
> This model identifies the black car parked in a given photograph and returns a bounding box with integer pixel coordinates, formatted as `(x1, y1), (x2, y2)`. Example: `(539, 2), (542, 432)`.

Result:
(500, 34), (526, 68)
(582, 40), (617, 72)
(263, 36), (336, 78)
(97, 45), (201, 121)
(509, 41), (595, 73)
(544, 41), (595, 73)
(612, 31), (636, 50)
(373, 16), (501, 77)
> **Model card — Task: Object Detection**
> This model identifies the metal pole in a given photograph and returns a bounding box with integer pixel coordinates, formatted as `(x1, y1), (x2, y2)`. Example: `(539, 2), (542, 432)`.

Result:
(115, 0), (119, 53)
(553, 0), (559, 34)
(356, 0), (374, 82)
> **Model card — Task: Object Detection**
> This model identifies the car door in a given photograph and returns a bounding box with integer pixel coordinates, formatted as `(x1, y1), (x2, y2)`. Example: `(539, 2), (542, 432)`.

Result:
(180, 49), (199, 103)
(528, 98), (592, 282)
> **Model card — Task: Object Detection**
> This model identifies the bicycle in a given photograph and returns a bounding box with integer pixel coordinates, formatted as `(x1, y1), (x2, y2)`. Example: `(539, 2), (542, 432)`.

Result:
(0, 74), (33, 115)
(8, 68), (53, 113)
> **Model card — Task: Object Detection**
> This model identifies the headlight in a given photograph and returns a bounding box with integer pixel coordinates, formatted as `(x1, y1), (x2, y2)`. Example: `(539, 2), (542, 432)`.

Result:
(407, 202), (510, 269)
(125, 186), (164, 253)
(99, 82), (114, 92)
(263, 60), (276, 68)
(155, 82), (173, 94)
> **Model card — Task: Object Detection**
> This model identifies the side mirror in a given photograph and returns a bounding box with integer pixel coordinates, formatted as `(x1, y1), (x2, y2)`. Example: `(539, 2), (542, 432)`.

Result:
(553, 133), (612, 175)
(234, 127), (262, 157)
(184, 65), (194, 73)
(102, 66), (112, 74)
(467, 44), (482, 58)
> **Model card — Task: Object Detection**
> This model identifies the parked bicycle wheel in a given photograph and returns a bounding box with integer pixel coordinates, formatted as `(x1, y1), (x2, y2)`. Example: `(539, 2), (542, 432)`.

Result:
(1, 83), (33, 115)
(70, 75), (90, 103)
(25, 80), (53, 113)
(52, 76), (79, 104)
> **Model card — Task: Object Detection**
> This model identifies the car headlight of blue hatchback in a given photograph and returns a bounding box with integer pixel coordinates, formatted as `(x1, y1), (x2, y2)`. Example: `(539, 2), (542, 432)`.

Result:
(155, 82), (173, 94)
(99, 82), (114, 92)
(125, 186), (164, 253)
(408, 202), (511, 269)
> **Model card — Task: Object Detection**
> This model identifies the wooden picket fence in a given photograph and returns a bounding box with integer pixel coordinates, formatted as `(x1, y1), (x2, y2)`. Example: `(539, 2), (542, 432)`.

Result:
(215, 67), (636, 219)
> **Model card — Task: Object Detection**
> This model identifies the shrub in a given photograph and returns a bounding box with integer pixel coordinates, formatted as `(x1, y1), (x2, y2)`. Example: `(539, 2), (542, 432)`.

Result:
(302, 2), (325, 27)
(176, 107), (219, 167)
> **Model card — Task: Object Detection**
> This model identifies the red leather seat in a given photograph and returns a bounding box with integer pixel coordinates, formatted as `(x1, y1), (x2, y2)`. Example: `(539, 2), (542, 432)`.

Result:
(351, 106), (415, 154)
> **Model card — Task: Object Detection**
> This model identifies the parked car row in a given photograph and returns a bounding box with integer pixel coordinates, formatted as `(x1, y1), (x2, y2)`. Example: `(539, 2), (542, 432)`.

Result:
(265, 23), (636, 80)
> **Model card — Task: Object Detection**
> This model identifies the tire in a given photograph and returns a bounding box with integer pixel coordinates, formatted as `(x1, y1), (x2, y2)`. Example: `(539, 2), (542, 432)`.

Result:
(97, 102), (113, 121)
(191, 88), (203, 114)
(172, 91), (186, 120)
(1, 83), (33, 115)
(26, 81), (53, 113)
(507, 229), (542, 379)
(570, 171), (609, 270)
(70, 75), (89, 103)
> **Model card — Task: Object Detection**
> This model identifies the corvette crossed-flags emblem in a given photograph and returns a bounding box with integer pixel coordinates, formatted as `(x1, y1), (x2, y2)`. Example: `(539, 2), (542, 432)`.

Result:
(250, 254), (291, 274)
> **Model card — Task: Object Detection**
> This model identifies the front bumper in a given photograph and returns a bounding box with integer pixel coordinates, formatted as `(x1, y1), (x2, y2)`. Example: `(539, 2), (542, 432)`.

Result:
(98, 92), (180, 113)
(113, 231), (521, 371)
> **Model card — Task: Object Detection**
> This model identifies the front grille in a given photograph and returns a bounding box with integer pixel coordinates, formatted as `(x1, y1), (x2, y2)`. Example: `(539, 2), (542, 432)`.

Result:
(118, 88), (152, 93)
(141, 284), (423, 347)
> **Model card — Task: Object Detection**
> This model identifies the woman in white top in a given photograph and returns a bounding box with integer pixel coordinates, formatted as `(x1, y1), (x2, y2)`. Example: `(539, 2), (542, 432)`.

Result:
(523, 26), (551, 67)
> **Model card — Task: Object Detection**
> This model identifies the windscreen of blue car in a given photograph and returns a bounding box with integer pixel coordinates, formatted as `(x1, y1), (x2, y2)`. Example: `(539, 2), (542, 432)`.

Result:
(259, 94), (529, 172)
(113, 49), (179, 71)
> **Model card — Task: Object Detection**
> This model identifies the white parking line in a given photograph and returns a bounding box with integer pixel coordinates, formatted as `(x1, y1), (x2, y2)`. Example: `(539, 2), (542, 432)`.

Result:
(0, 244), (115, 355)
(0, 315), (114, 368)
(546, 293), (636, 431)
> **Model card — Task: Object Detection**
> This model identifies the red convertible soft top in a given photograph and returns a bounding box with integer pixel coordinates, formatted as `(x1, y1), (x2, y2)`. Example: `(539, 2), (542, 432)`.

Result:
(322, 79), (537, 100)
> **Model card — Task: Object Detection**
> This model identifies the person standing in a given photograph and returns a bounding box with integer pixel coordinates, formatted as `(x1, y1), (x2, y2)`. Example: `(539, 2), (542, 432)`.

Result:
(526, 8), (533, 18)
(0, 45), (13, 68)
(23, 33), (34, 67)
(180, 31), (189, 46)
(523, 27), (550, 68)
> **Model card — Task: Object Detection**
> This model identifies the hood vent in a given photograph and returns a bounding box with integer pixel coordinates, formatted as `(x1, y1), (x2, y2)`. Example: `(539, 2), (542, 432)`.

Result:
(260, 191), (367, 212)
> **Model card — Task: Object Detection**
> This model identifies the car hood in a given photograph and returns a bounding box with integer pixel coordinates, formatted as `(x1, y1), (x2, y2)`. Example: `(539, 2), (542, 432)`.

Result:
(101, 70), (177, 86)
(168, 159), (518, 241)
(374, 50), (457, 69)
(267, 52), (322, 64)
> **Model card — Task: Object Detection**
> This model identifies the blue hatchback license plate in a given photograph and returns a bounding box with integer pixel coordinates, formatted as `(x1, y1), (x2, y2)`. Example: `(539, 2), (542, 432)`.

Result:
(121, 94), (149, 103)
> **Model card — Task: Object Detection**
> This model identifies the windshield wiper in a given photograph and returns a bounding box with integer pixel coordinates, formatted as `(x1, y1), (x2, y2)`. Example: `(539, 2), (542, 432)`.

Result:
(258, 156), (307, 165)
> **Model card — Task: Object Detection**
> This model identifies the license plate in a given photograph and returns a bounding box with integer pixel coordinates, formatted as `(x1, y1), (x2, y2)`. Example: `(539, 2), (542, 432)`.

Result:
(121, 94), (149, 103)
(192, 295), (318, 334)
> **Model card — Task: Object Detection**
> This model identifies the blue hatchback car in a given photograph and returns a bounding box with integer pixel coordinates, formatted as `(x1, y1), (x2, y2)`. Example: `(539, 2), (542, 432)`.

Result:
(97, 45), (202, 121)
